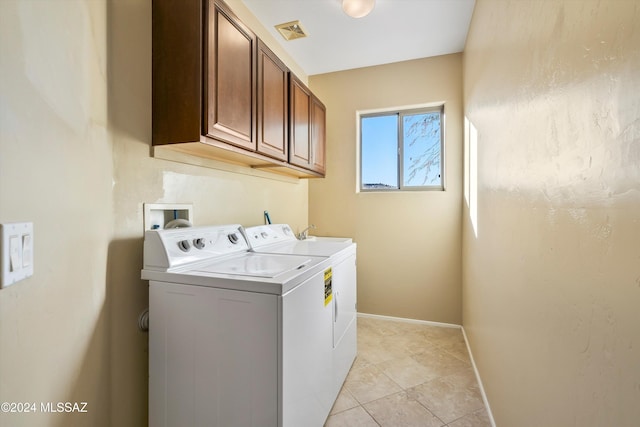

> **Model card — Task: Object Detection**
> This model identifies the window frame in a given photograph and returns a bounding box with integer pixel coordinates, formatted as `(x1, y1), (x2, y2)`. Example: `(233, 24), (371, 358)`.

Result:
(359, 105), (445, 192)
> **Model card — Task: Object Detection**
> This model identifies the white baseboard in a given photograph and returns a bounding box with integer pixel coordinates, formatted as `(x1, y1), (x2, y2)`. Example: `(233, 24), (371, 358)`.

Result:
(461, 327), (497, 427)
(357, 312), (461, 329)
(356, 312), (497, 426)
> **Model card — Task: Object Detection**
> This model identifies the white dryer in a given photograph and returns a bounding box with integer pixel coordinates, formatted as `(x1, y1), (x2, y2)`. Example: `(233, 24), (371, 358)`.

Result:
(244, 224), (358, 400)
(141, 224), (346, 427)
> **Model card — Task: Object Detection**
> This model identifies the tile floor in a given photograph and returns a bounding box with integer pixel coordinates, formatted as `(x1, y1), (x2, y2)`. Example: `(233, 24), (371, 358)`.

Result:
(324, 316), (492, 427)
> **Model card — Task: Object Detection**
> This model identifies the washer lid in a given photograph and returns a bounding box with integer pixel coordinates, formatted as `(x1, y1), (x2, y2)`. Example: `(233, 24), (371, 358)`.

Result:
(193, 253), (318, 279)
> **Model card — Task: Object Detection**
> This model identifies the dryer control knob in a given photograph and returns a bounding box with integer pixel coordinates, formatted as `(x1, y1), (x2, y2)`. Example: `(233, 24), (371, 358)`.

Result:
(177, 240), (191, 252)
(193, 238), (206, 249)
(228, 233), (239, 244)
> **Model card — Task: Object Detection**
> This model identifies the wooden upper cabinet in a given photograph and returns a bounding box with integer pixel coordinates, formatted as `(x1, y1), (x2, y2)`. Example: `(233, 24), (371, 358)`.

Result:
(289, 75), (311, 169)
(257, 40), (288, 161)
(289, 74), (326, 175)
(205, 0), (256, 150)
(152, 0), (203, 145)
(152, 0), (326, 178)
(310, 95), (326, 175)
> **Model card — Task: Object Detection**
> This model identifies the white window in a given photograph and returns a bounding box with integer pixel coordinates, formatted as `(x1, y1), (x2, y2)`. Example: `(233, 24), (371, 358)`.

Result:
(360, 106), (444, 191)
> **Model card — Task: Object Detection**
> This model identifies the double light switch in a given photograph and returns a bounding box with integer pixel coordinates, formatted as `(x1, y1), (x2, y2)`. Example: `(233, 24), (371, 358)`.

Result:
(1, 222), (34, 288)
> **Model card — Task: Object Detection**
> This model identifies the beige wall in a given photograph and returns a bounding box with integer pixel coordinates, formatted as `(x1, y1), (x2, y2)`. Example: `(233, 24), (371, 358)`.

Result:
(309, 55), (463, 324)
(463, 1), (640, 425)
(0, 0), (308, 426)
(0, 1), (112, 426)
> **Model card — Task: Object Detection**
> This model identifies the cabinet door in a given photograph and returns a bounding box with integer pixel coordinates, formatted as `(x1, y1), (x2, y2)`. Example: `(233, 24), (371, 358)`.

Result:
(151, 0), (203, 146)
(205, 0), (256, 150)
(289, 75), (311, 169)
(257, 40), (288, 161)
(310, 95), (326, 175)
(289, 74), (326, 176)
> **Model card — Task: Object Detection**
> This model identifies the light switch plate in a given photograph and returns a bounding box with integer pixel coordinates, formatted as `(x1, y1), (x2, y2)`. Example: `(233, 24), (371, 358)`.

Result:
(1, 222), (34, 288)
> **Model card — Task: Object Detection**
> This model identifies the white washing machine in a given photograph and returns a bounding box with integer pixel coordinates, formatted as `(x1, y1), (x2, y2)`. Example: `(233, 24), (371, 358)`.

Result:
(141, 224), (347, 427)
(244, 224), (358, 401)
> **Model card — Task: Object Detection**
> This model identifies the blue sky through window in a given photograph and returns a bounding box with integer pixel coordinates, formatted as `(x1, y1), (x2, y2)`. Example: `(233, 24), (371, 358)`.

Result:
(361, 114), (398, 188)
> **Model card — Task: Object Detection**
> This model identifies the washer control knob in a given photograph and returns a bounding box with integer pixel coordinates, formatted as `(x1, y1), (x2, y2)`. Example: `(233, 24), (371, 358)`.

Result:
(261, 232), (268, 239)
(193, 238), (206, 249)
(228, 233), (239, 244)
(177, 240), (191, 252)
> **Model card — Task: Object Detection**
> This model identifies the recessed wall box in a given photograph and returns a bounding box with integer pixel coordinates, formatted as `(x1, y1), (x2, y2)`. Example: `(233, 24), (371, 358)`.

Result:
(144, 203), (193, 231)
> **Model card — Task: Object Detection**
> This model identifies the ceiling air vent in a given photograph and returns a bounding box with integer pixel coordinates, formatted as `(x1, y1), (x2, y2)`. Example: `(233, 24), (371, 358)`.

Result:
(275, 20), (308, 41)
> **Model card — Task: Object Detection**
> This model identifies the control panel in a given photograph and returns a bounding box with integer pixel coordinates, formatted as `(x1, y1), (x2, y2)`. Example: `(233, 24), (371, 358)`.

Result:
(244, 224), (296, 249)
(143, 224), (248, 270)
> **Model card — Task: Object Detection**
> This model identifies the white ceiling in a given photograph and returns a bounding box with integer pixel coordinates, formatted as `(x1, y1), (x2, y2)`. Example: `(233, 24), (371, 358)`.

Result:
(241, 0), (476, 76)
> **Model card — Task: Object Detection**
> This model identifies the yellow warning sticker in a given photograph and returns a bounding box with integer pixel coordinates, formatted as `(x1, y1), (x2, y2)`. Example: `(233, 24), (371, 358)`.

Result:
(324, 267), (333, 306)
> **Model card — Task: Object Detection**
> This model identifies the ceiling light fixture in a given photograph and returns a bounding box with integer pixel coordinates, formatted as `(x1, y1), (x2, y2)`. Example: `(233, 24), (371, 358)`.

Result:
(342, 0), (375, 18)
